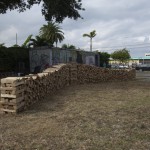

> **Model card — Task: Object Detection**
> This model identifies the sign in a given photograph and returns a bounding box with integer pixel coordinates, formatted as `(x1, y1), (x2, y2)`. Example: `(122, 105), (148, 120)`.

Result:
(145, 53), (150, 56)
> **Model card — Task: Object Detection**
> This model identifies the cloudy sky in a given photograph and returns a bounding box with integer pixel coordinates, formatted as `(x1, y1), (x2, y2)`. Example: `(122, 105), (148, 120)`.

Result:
(1, 0), (150, 57)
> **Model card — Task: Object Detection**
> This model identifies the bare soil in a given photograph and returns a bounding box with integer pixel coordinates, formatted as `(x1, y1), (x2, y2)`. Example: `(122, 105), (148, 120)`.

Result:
(0, 79), (150, 149)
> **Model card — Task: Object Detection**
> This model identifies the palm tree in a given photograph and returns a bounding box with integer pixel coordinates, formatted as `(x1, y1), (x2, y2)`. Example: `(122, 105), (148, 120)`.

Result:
(28, 36), (49, 48)
(39, 22), (64, 47)
(22, 34), (33, 48)
(83, 30), (96, 52)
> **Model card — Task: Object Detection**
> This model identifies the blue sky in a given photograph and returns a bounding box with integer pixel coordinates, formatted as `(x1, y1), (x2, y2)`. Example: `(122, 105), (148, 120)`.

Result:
(0, 0), (150, 57)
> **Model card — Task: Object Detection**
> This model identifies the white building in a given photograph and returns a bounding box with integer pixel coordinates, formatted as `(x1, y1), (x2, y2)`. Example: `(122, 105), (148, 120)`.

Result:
(145, 53), (150, 57)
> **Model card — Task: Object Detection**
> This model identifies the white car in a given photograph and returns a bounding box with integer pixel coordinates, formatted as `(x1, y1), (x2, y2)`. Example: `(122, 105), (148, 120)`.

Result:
(119, 65), (129, 69)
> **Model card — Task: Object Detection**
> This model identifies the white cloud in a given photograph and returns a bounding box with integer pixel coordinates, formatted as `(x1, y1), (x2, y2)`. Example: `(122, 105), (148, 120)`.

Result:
(0, 25), (18, 44)
(0, 0), (150, 56)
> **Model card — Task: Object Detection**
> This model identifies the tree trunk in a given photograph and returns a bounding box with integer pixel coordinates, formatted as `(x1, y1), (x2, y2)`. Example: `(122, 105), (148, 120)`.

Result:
(90, 38), (92, 52)
(56, 42), (57, 47)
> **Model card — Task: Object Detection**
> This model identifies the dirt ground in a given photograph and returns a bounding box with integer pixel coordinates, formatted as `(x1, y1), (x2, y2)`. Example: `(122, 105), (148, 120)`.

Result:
(0, 74), (150, 149)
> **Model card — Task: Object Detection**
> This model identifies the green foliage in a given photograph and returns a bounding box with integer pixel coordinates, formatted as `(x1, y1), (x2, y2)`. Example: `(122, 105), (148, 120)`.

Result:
(40, 22), (64, 47)
(12, 44), (20, 47)
(83, 30), (96, 38)
(29, 36), (50, 48)
(61, 44), (76, 49)
(83, 30), (96, 51)
(111, 48), (131, 63)
(0, 0), (84, 23)
(61, 44), (68, 49)
(0, 47), (29, 71)
(0, 43), (6, 48)
(98, 52), (110, 67)
(22, 34), (33, 48)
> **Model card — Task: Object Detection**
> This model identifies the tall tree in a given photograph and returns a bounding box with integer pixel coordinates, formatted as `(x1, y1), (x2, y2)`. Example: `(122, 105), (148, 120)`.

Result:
(0, 0), (84, 23)
(83, 30), (96, 52)
(40, 22), (64, 47)
(111, 48), (131, 63)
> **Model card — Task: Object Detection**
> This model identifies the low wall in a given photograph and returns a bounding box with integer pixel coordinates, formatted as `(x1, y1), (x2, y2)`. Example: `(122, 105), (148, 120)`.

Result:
(0, 63), (135, 114)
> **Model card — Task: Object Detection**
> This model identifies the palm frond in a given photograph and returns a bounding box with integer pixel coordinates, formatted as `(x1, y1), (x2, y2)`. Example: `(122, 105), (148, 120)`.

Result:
(83, 34), (90, 38)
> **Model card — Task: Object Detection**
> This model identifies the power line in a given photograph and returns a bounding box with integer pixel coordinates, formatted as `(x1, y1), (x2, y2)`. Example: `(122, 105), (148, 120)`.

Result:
(94, 45), (150, 52)
(98, 34), (150, 48)
(98, 43), (150, 49)
(100, 33), (150, 40)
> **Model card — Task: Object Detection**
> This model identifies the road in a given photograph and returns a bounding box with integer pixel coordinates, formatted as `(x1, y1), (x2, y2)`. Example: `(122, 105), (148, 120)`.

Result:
(136, 71), (150, 82)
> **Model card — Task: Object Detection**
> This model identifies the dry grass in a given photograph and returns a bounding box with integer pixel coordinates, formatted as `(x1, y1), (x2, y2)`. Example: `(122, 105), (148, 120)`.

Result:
(0, 80), (150, 150)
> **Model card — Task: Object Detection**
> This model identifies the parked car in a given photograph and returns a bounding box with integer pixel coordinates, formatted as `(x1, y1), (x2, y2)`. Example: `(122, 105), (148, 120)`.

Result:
(118, 65), (129, 69)
(111, 64), (129, 69)
(111, 65), (118, 69)
(136, 64), (150, 71)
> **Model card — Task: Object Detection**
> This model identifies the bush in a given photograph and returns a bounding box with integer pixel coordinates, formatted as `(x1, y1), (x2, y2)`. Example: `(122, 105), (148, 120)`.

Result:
(0, 47), (29, 72)
(98, 52), (110, 67)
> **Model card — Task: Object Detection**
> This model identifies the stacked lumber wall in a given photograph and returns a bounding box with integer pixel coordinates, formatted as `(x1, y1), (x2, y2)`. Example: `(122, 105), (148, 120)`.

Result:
(77, 64), (135, 84)
(0, 63), (135, 114)
(0, 77), (25, 114)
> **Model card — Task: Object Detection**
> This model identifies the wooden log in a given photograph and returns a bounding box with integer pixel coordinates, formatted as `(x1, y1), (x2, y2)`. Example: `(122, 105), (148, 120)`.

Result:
(1, 88), (24, 95)
(0, 63), (136, 115)
(0, 97), (24, 104)
(43, 68), (59, 73)
(1, 94), (24, 99)
(1, 77), (24, 86)
(1, 101), (25, 111)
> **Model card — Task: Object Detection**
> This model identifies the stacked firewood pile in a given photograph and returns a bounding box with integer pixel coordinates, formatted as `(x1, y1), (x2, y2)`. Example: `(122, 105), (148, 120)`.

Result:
(0, 77), (25, 114)
(69, 63), (78, 84)
(77, 64), (135, 83)
(77, 64), (107, 83)
(24, 64), (70, 110)
(0, 63), (135, 114)
(108, 69), (136, 81)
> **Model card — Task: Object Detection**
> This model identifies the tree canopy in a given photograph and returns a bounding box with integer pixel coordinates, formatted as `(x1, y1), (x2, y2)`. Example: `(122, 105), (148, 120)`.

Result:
(61, 44), (76, 49)
(98, 52), (110, 67)
(29, 36), (49, 48)
(111, 48), (131, 63)
(0, 43), (6, 48)
(40, 22), (64, 47)
(0, 0), (84, 23)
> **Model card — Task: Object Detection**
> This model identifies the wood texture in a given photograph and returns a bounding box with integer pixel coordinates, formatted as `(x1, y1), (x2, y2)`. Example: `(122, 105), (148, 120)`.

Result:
(0, 63), (135, 114)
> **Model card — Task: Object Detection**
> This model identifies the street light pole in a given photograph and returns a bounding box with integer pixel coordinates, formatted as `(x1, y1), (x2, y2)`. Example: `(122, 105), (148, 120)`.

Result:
(16, 33), (18, 45)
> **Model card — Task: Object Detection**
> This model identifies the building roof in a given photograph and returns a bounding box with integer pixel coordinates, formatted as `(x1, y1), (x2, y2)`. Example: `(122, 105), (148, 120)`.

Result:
(131, 57), (150, 60)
